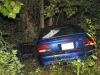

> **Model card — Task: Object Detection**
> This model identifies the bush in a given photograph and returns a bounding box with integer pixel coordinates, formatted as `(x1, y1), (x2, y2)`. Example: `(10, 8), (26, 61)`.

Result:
(0, 31), (24, 75)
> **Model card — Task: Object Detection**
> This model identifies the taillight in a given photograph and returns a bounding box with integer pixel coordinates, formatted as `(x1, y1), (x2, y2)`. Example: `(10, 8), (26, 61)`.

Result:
(84, 38), (96, 46)
(37, 44), (51, 53)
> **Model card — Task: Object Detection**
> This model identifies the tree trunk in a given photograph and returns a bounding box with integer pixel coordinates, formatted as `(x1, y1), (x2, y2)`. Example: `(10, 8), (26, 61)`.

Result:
(40, 0), (44, 28)
(48, 17), (53, 26)
(80, 12), (84, 21)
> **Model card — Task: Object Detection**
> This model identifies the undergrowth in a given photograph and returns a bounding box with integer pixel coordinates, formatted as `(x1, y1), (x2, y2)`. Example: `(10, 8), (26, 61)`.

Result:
(1, 18), (100, 75)
(0, 31), (24, 75)
(22, 55), (100, 75)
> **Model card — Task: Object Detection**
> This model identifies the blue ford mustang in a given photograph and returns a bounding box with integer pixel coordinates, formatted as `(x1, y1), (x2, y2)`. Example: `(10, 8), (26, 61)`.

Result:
(34, 24), (95, 66)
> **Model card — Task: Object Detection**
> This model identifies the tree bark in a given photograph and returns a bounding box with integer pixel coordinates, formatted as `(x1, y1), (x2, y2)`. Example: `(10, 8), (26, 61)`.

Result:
(40, 0), (44, 28)
(80, 12), (84, 21)
(48, 17), (53, 26)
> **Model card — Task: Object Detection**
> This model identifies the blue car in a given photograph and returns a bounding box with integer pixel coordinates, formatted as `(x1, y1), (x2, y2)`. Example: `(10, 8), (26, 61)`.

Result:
(34, 24), (95, 66)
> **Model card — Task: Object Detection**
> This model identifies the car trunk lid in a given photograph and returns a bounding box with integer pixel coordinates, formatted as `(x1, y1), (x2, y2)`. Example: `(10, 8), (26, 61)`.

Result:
(37, 32), (95, 53)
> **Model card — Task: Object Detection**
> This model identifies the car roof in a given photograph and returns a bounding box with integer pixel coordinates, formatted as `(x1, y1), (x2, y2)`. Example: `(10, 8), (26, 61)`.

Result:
(41, 24), (83, 30)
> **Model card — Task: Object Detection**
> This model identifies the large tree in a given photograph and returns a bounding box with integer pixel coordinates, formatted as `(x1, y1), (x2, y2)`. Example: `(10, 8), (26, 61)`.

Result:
(43, 0), (100, 26)
(1, 0), (100, 43)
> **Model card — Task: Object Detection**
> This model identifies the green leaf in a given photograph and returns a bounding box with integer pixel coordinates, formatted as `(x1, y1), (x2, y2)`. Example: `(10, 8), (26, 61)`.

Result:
(1, 7), (8, 16)
(86, 19), (91, 24)
(8, 12), (16, 19)
(0, 0), (22, 19)
(5, 4), (12, 12)
(12, 50), (18, 55)
(10, 1), (15, 7)
(13, 6), (21, 14)
(86, 33), (92, 37)
(89, 61), (95, 66)
(4, 0), (9, 5)
(98, 40), (100, 44)
(0, 5), (2, 11)
(92, 55), (97, 60)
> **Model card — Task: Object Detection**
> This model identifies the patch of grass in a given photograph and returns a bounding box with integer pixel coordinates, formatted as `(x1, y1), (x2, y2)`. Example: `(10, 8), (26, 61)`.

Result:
(21, 57), (100, 75)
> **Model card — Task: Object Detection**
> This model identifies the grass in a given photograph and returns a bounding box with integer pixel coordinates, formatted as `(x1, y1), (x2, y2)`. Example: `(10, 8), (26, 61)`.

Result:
(20, 55), (100, 75)
(21, 58), (72, 75)
(21, 59), (37, 72)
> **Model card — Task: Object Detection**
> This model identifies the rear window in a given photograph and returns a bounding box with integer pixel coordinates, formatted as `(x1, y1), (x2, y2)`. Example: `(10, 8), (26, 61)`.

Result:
(41, 25), (84, 39)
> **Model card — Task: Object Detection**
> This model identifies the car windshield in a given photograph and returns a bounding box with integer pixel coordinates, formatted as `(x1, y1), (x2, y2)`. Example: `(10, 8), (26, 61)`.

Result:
(41, 25), (84, 39)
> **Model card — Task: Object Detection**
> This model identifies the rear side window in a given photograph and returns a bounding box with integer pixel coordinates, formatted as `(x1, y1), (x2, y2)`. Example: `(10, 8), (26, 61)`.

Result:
(41, 25), (84, 39)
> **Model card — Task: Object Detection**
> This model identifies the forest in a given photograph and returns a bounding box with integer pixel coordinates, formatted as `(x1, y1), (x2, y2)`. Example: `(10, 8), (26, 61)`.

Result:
(0, 0), (100, 75)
